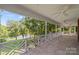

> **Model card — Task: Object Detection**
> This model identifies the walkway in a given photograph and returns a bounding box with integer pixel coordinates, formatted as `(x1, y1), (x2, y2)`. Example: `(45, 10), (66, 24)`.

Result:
(21, 34), (79, 55)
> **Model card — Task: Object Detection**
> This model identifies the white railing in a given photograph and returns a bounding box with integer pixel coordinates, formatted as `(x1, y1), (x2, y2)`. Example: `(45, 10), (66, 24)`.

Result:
(48, 32), (62, 40)
(0, 32), (63, 55)
(35, 32), (62, 46)
(0, 39), (25, 55)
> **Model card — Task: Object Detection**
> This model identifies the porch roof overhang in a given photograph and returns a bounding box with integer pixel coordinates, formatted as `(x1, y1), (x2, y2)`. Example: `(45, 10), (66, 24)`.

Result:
(0, 4), (79, 27)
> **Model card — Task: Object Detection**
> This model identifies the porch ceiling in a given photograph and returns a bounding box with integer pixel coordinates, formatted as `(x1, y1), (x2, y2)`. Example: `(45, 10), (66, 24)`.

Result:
(0, 4), (79, 26)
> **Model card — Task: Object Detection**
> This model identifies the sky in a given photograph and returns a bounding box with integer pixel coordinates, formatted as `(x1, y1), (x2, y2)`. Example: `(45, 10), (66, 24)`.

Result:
(0, 10), (25, 26)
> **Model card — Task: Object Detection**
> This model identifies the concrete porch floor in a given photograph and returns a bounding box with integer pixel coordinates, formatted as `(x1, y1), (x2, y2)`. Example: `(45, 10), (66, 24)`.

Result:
(21, 35), (79, 55)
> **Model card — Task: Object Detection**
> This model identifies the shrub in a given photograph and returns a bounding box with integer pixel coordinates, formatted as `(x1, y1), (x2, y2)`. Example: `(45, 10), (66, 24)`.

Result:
(0, 38), (6, 43)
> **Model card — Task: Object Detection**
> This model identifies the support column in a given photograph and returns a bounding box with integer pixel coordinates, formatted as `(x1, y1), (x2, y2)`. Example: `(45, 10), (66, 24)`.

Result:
(77, 18), (79, 42)
(59, 28), (61, 32)
(59, 28), (62, 36)
(45, 21), (47, 40)
(74, 26), (76, 33)
(55, 25), (57, 32)
(69, 27), (71, 35)
(62, 27), (64, 35)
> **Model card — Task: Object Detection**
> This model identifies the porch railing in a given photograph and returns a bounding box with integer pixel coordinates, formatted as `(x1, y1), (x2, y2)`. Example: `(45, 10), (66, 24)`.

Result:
(0, 32), (62, 55)
(0, 39), (25, 55)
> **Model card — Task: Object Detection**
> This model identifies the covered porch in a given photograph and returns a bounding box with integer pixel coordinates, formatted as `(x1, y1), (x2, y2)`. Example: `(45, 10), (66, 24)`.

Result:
(0, 4), (79, 55)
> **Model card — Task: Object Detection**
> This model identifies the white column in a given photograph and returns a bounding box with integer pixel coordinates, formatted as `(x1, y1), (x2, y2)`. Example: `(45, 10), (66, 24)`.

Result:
(69, 27), (71, 35)
(55, 25), (57, 39)
(55, 25), (57, 32)
(60, 27), (62, 35)
(45, 21), (47, 40)
(74, 26), (76, 33)
(59, 28), (61, 32)
(62, 27), (64, 35)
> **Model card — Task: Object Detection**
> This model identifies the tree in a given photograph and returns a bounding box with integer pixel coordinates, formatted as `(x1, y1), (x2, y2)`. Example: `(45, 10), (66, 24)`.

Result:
(19, 20), (27, 39)
(7, 20), (20, 40)
(0, 25), (9, 43)
(0, 25), (9, 38)
(6, 17), (59, 40)
(23, 17), (45, 37)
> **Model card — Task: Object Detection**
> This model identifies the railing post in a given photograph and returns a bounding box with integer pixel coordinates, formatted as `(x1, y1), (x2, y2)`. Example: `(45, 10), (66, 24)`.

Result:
(24, 39), (28, 54)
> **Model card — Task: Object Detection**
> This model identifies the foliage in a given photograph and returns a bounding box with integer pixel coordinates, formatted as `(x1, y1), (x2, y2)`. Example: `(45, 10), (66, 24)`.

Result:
(0, 17), (77, 42)
(0, 38), (6, 43)
(0, 25), (9, 38)
(7, 20), (20, 40)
